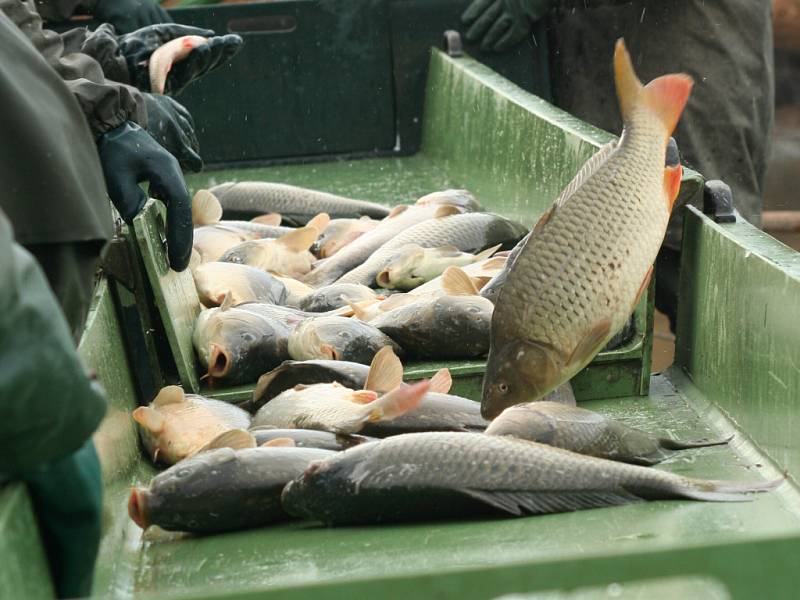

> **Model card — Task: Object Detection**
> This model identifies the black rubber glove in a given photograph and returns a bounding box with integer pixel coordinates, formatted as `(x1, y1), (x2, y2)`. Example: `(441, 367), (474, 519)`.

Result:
(462, 0), (554, 52)
(118, 25), (243, 95)
(93, 0), (172, 35)
(143, 93), (203, 172)
(97, 122), (192, 271)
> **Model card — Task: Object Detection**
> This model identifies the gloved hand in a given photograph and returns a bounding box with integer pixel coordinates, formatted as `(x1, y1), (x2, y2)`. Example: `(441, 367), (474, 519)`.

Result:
(97, 122), (192, 271)
(118, 24), (243, 95)
(93, 0), (172, 35)
(143, 93), (203, 172)
(462, 0), (554, 52)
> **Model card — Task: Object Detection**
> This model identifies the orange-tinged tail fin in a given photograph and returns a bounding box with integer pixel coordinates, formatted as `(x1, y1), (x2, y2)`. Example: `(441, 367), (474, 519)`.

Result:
(614, 39), (693, 139)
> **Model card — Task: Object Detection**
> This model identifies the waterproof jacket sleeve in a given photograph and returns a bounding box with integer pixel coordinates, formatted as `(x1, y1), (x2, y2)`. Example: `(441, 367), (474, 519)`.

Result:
(0, 210), (107, 476)
(1, 0), (145, 135)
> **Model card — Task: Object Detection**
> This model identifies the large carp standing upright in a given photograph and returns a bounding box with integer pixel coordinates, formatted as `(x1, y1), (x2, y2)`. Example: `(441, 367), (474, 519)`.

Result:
(481, 40), (693, 419)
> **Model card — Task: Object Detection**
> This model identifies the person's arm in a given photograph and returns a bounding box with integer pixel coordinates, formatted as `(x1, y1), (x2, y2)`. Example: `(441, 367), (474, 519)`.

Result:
(0, 210), (107, 475)
(1, 0), (146, 135)
(461, 0), (555, 52)
(33, 0), (172, 33)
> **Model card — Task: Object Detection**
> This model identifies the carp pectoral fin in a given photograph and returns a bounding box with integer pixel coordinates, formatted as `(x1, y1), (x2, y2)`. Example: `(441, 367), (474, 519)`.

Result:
(132, 407), (165, 432)
(387, 204), (409, 218)
(474, 244), (502, 261)
(278, 227), (318, 252)
(192, 190), (223, 226)
(350, 390), (380, 405)
(664, 164), (683, 212)
(434, 205), (462, 218)
(632, 266), (653, 312)
(306, 212), (331, 234)
(566, 318), (613, 370)
(251, 213), (282, 226)
(219, 292), (237, 311)
(364, 346), (404, 393)
(428, 368), (452, 394)
(442, 266), (480, 296)
(378, 294), (413, 310)
(200, 429), (256, 453)
(345, 298), (377, 321)
(262, 437), (296, 448)
(460, 488), (644, 516)
(367, 380), (429, 421)
(480, 256), (507, 270)
(152, 385), (186, 407)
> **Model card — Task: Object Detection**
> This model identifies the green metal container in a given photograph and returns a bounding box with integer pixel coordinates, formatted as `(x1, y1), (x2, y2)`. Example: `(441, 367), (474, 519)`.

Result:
(3, 3), (800, 599)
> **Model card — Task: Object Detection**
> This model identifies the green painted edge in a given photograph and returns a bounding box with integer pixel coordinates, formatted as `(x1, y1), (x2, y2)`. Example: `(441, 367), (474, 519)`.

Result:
(133, 201), (202, 393)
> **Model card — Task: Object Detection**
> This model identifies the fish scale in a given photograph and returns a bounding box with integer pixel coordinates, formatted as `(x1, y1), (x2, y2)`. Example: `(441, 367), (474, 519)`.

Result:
(336, 213), (526, 286)
(482, 40), (692, 417)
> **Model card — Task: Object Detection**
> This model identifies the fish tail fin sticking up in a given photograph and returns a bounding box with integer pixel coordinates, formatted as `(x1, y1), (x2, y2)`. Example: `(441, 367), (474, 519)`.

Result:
(442, 266), (481, 296)
(474, 244), (502, 262)
(364, 380), (430, 423)
(251, 213), (282, 226)
(306, 212), (331, 234)
(614, 38), (693, 141)
(658, 433), (734, 451)
(192, 190), (223, 226)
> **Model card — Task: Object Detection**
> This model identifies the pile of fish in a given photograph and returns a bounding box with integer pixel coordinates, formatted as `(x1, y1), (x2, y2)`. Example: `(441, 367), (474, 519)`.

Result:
(128, 40), (781, 537)
(189, 182), (527, 386)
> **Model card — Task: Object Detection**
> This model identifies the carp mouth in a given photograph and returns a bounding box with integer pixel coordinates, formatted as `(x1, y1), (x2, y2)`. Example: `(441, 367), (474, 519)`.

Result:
(128, 487), (151, 530)
(208, 343), (233, 378)
(375, 269), (392, 288)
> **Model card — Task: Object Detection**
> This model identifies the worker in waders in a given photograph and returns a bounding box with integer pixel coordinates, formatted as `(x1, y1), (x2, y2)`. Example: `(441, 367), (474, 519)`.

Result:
(0, 1), (196, 595)
(461, 0), (774, 332)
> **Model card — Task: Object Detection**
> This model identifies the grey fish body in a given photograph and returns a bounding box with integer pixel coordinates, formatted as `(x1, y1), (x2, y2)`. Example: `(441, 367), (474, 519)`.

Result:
(304, 204), (462, 287)
(249, 427), (376, 451)
(250, 360), (371, 411)
(193, 302), (320, 385)
(209, 181), (390, 225)
(486, 402), (731, 465)
(288, 315), (402, 364)
(336, 213), (527, 287)
(371, 295), (493, 359)
(129, 447), (334, 533)
(298, 283), (378, 312)
(281, 432), (780, 525)
(360, 393), (488, 436)
(193, 262), (289, 307)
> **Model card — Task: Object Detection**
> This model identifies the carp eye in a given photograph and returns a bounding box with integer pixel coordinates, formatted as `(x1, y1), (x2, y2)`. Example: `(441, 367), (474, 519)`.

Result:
(497, 382), (509, 394)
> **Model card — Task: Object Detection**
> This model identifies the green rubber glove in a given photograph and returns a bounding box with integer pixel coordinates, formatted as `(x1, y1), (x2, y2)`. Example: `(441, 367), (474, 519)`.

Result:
(143, 93), (203, 172)
(93, 0), (172, 34)
(462, 0), (554, 52)
(97, 122), (192, 271)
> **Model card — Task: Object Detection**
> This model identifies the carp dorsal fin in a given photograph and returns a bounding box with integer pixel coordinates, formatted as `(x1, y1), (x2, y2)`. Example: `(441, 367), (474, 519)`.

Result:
(152, 385), (186, 407)
(387, 205), (409, 218)
(251, 213), (282, 226)
(434, 205), (461, 218)
(479, 256), (507, 271)
(201, 429), (256, 452)
(428, 368), (452, 394)
(442, 266), (480, 296)
(277, 226), (317, 252)
(131, 406), (165, 432)
(261, 437), (296, 448)
(192, 190), (223, 226)
(364, 346), (404, 393)
(306, 212), (331, 234)
(474, 244), (501, 262)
